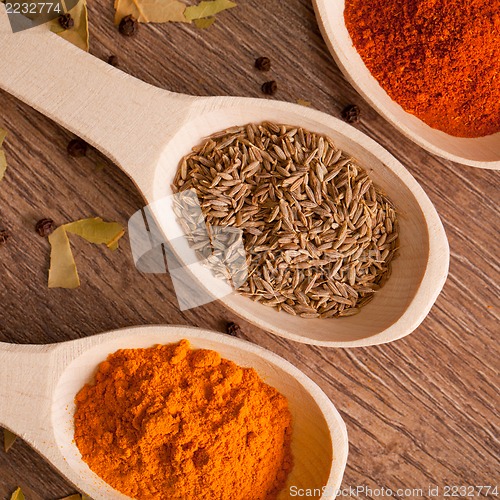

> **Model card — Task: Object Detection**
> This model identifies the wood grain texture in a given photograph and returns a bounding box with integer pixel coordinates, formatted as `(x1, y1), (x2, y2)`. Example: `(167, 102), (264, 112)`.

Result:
(0, 0), (498, 498)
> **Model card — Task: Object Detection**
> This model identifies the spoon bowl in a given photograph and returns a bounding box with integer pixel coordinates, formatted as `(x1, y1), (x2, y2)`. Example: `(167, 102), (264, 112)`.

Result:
(313, 0), (500, 169)
(0, 325), (348, 499)
(0, 6), (449, 346)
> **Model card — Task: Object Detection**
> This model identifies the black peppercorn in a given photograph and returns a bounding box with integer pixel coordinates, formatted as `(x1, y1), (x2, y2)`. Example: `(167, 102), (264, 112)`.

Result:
(35, 218), (55, 237)
(261, 80), (277, 96)
(227, 322), (243, 337)
(0, 229), (11, 245)
(119, 15), (139, 37)
(341, 104), (361, 124)
(108, 55), (119, 67)
(255, 56), (271, 71)
(67, 138), (88, 157)
(58, 13), (74, 30)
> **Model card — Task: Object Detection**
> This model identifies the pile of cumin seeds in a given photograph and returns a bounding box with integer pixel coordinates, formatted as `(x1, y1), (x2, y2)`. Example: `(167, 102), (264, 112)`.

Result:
(172, 122), (399, 319)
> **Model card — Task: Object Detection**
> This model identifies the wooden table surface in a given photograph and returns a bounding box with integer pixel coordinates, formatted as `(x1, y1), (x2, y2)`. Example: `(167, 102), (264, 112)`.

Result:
(0, 0), (498, 498)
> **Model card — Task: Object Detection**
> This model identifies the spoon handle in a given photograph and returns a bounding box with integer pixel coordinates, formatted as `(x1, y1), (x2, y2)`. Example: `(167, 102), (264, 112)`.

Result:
(0, 6), (192, 179)
(0, 342), (55, 440)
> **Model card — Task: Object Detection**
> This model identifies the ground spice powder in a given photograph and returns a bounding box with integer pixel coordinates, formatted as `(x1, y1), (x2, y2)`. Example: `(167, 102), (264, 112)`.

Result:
(344, 0), (500, 137)
(74, 340), (293, 500)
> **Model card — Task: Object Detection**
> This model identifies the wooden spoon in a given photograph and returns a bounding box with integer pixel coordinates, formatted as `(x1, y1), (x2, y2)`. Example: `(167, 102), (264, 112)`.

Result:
(0, 325), (348, 499)
(313, 0), (500, 169)
(0, 7), (449, 347)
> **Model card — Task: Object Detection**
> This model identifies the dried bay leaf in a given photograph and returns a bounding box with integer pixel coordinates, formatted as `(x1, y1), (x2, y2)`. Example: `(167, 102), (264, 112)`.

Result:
(136, 0), (188, 23)
(114, 0), (235, 25)
(0, 127), (7, 182)
(49, 0), (89, 51)
(3, 428), (17, 452)
(10, 488), (25, 500)
(296, 99), (312, 107)
(48, 226), (79, 289)
(194, 16), (216, 28)
(115, 0), (188, 24)
(184, 0), (236, 21)
(65, 218), (125, 249)
(48, 218), (125, 289)
(0, 150), (6, 182)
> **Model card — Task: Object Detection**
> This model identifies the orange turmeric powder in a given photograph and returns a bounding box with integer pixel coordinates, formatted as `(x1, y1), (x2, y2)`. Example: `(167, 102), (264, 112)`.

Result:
(74, 340), (293, 500)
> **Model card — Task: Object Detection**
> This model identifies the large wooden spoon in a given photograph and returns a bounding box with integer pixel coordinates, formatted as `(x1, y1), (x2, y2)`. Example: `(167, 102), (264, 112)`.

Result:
(0, 325), (348, 499)
(0, 7), (449, 346)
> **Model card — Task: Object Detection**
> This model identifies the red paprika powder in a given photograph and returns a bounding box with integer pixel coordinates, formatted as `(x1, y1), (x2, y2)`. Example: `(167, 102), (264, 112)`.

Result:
(344, 0), (500, 138)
